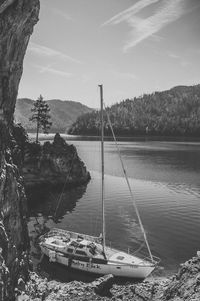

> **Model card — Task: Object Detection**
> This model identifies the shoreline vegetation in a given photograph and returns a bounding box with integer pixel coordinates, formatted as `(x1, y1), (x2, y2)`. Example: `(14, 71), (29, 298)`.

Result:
(28, 132), (200, 143)
(13, 127), (91, 187)
(68, 84), (200, 138)
(15, 98), (93, 133)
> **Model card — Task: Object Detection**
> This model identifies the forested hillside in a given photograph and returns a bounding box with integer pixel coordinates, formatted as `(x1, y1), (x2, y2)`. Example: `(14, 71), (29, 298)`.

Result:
(68, 84), (200, 136)
(15, 98), (93, 133)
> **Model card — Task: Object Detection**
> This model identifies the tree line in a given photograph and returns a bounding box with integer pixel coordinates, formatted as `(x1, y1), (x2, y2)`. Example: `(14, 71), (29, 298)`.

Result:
(68, 84), (200, 137)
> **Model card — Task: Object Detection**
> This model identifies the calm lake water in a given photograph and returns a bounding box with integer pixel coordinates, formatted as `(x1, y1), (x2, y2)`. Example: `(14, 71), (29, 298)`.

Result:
(27, 138), (200, 281)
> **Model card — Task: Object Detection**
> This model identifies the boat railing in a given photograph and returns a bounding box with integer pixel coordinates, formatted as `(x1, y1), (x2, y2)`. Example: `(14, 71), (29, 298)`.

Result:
(41, 228), (160, 265)
(106, 240), (160, 265)
(127, 247), (160, 265)
(41, 228), (101, 243)
(137, 254), (161, 265)
(128, 245), (161, 264)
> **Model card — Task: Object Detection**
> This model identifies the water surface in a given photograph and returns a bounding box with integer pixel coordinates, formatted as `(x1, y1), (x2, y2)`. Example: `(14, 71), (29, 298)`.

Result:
(27, 139), (200, 280)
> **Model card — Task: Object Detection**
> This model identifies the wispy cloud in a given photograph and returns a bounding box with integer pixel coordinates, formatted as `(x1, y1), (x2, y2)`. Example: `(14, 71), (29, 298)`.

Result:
(166, 51), (190, 67)
(112, 71), (138, 81)
(28, 42), (82, 64)
(33, 64), (73, 78)
(103, 0), (187, 52)
(102, 0), (160, 26)
(51, 8), (72, 21)
(167, 52), (180, 59)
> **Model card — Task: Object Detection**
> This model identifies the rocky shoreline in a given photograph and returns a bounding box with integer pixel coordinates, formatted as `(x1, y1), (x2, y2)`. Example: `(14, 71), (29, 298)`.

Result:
(22, 133), (91, 187)
(17, 253), (200, 300)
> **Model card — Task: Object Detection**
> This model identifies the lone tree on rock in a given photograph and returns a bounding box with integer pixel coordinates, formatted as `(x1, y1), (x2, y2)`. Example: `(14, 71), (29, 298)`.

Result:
(29, 95), (52, 143)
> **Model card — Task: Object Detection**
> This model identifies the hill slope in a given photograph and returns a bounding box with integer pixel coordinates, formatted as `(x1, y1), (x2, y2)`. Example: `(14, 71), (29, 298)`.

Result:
(68, 84), (200, 137)
(15, 98), (93, 133)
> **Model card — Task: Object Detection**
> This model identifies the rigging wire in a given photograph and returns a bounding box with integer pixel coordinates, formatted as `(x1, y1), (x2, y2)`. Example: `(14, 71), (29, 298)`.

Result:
(54, 150), (77, 220)
(104, 104), (154, 263)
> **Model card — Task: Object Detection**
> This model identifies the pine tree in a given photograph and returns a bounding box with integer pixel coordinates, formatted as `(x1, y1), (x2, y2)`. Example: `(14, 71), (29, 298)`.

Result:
(29, 95), (52, 143)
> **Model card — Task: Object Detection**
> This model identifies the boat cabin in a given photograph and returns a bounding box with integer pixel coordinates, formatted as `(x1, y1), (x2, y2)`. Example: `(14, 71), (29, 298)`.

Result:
(44, 235), (104, 259)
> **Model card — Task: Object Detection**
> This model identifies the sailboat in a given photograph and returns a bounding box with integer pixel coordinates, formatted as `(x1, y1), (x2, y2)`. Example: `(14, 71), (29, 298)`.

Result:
(39, 85), (159, 279)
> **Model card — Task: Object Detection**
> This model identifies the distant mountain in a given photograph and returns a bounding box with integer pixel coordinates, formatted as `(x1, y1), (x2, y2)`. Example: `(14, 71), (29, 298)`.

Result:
(15, 98), (93, 133)
(68, 84), (200, 137)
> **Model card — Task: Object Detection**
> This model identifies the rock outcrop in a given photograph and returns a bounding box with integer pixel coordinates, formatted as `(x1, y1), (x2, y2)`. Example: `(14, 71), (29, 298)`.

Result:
(0, 0), (40, 299)
(0, 144), (30, 299)
(17, 253), (200, 300)
(23, 133), (90, 187)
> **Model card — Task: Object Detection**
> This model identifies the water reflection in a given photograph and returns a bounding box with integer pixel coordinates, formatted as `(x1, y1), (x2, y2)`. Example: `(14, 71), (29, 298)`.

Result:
(102, 141), (200, 186)
(26, 183), (88, 272)
(26, 139), (200, 280)
(26, 184), (87, 222)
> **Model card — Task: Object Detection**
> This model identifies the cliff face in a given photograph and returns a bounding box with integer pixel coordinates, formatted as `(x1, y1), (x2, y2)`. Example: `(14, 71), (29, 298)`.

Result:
(0, 0), (39, 126)
(0, 142), (30, 299)
(0, 0), (39, 299)
(23, 134), (90, 187)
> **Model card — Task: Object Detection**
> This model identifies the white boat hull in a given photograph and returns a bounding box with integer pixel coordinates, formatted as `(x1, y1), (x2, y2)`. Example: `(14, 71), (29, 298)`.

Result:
(41, 245), (155, 279)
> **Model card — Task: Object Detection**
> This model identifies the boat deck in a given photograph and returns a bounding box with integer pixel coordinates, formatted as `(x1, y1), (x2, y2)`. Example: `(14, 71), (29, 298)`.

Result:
(40, 228), (154, 267)
(43, 228), (101, 244)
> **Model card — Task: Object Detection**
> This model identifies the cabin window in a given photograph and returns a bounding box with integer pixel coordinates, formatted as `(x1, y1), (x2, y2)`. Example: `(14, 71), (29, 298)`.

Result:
(63, 238), (70, 243)
(70, 241), (79, 248)
(116, 256), (124, 260)
(67, 248), (74, 253)
(78, 236), (84, 240)
(75, 250), (87, 256)
(88, 243), (96, 255)
(51, 240), (62, 245)
(89, 248), (95, 255)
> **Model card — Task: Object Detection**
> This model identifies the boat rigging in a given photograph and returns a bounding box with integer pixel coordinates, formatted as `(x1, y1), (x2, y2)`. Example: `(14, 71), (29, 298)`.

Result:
(39, 84), (159, 279)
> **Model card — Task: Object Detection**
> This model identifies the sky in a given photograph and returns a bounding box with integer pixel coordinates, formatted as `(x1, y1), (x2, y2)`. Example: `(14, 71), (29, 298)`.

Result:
(18, 0), (200, 108)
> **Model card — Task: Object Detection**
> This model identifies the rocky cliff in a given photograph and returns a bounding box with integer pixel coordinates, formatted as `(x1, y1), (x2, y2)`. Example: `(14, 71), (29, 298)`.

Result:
(23, 133), (90, 187)
(18, 253), (200, 300)
(0, 0), (40, 299)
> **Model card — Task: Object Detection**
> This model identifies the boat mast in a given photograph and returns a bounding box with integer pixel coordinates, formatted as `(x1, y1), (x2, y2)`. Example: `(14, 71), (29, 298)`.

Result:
(99, 84), (106, 254)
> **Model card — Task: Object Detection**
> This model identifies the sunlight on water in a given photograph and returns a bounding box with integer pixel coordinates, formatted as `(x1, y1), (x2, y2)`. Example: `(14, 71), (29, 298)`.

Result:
(27, 140), (200, 279)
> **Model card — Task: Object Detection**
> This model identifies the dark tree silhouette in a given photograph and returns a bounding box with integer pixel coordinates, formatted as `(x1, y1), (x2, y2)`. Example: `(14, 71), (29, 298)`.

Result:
(29, 95), (52, 142)
(68, 84), (200, 137)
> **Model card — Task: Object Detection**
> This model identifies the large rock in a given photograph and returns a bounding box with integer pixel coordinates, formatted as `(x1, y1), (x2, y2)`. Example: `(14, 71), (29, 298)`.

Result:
(0, 0), (39, 299)
(17, 254), (200, 300)
(23, 133), (91, 187)
(92, 274), (114, 295)
(0, 0), (39, 126)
